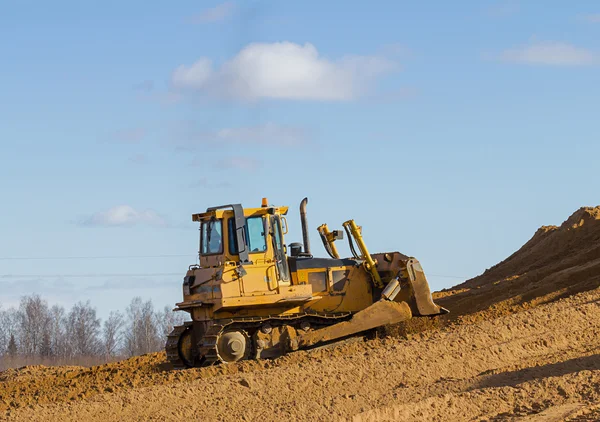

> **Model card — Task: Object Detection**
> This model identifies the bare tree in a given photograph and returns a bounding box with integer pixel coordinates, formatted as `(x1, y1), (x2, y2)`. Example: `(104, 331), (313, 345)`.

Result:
(0, 305), (18, 357)
(103, 311), (124, 358)
(0, 295), (192, 368)
(16, 294), (50, 356)
(124, 297), (161, 356)
(40, 331), (52, 357)
(158, 305), (188, 339)
(7, 333), (17, 357)
(48, 305), (68, 359)
(66, 301), (101, 357)
(0, 305), (7, 355)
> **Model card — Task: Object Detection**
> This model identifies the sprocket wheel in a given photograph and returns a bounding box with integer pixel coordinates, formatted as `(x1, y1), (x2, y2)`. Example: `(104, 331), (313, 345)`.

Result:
(178, 326), (198, 367)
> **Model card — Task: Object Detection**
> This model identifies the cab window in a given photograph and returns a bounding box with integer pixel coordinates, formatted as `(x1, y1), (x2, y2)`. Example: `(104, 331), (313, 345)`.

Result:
(228, 217), (267, 254)
(201, 219), (223, 255)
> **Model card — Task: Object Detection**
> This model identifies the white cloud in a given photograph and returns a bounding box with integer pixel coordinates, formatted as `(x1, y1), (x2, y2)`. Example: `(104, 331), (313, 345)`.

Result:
(171, 42), (398, 101)
(499, 41), (596, 66)
(172, 58), (212, 89)
(81, 205), (167, 227)
(190, 2), (236, 23)
(172, 122), (307, 150)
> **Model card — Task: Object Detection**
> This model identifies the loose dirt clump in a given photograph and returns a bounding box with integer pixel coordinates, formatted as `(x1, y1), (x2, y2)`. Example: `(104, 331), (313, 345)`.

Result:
(379, 312), (444, 339)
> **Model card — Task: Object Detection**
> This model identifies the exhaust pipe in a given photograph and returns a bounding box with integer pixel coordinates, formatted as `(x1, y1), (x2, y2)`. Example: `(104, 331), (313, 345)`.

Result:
(300, 197), (311, 256)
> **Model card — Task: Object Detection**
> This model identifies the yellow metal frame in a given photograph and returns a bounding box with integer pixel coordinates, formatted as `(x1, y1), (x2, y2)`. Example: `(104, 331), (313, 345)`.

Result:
(192, 206), (289, 222)
(342, 220), (383, 288)
(317, 223), (341, 259)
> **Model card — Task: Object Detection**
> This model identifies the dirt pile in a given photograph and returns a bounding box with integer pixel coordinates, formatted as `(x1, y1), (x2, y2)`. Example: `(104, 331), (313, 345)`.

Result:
(4, 287), (600, 421)
(435, 206), (600, 321)
(0, 351), (271, 413)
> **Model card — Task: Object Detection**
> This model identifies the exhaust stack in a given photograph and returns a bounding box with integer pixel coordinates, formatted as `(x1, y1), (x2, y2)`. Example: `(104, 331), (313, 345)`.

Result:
(300, 197), (311, 256)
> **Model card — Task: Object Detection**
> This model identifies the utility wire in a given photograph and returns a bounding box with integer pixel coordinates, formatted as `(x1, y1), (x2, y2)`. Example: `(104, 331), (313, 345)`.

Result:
(0, 254), (194, 261)
(0, 273), (183, 279)
(0, 252), (468, 280)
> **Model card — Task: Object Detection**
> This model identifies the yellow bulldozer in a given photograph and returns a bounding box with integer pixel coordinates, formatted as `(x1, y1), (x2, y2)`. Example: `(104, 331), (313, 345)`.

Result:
(166, 198), (448, 368)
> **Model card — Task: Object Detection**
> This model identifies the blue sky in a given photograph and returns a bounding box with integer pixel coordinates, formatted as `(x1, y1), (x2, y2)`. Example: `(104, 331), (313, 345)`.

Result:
(1, 1), (599, 319)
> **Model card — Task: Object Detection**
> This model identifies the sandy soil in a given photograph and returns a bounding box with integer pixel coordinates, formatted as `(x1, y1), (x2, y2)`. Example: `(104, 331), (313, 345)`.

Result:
(435, 206), (600, 322)
(2, 206), (600, 421)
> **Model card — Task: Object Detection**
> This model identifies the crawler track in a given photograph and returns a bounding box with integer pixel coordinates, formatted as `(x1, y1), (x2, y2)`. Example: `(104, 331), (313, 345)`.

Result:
(167, 311), (354, 368)
(165, 324), (190, 370)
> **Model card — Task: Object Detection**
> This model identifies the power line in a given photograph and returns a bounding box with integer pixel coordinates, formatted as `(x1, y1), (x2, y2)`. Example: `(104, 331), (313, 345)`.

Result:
(0, 254), (194, 261)
(0, 273), (182, 279)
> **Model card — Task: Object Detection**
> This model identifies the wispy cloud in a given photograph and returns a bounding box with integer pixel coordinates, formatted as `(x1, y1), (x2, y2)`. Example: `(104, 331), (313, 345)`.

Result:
(113, 128), (146, 143)
(213, 157), (261, 172)
(171, 122), (308, 151)
(0, 278), (80, 310)
(581, 14), (600, 23)
(79, 205), (167, 227)
(498, 41), (596, 66)
(189, 1), (236, 24)
(171, 42), (398, 101)
(86, 279), (175, 291)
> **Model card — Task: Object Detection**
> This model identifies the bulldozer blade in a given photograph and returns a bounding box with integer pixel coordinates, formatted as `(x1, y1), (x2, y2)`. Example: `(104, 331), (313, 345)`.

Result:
(405, 258), (448, 316)
(291, 300), (412, 351)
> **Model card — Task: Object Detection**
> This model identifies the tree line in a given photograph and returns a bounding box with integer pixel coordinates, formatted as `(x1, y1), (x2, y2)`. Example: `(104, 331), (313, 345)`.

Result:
(0, 294), (187, 369)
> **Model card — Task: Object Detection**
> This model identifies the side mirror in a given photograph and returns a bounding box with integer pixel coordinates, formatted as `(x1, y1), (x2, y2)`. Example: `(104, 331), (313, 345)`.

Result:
(281, 217), (289, 235)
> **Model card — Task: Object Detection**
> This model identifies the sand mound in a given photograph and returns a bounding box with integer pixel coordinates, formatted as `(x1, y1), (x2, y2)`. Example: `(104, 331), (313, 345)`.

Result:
(4, 287), (600, 421)
(0, 351), (271, 413)
(435, 205), (600, 321)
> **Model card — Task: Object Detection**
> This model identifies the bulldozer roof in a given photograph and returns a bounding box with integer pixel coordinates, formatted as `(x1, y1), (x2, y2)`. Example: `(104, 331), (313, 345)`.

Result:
(192, 205), (289, 222)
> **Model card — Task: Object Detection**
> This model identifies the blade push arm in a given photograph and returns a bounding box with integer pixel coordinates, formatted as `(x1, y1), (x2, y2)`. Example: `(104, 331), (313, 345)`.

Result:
(342, 220), (383, 289)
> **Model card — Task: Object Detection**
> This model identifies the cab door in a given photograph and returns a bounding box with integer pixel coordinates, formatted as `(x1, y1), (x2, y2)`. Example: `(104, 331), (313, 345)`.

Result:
(270, 215), (290, 284)
(226, 215), (278, 295)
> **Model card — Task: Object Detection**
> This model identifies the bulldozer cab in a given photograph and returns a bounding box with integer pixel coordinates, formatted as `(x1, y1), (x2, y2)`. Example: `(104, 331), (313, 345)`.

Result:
(193, 201), (291, 286)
